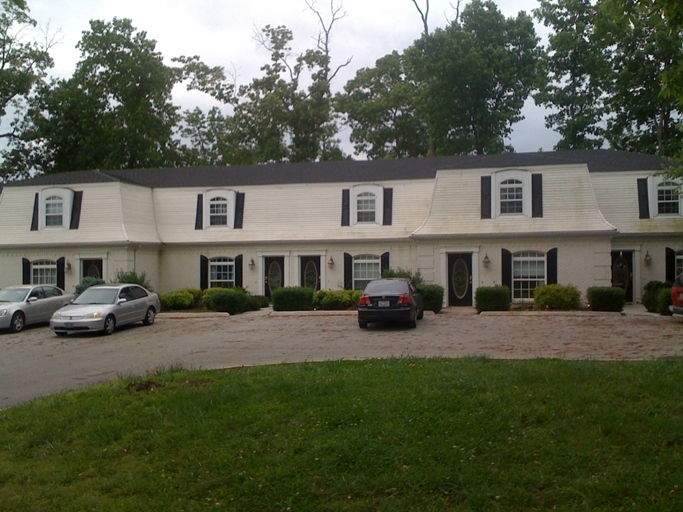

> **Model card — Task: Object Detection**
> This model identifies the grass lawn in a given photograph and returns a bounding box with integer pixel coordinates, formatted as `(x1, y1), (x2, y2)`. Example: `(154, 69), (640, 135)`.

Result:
(1, 357), (682, 511)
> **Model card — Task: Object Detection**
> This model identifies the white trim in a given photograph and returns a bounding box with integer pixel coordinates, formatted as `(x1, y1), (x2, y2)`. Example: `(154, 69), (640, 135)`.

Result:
(648, 175), (682, 218)
(439, 246), (481, 307)
(492, 169), (531, 218)
(291, 250), (329, 290)
(350, 184), (384, 226)
(204, 189), (237, 229)
(39, 188), (74, 230)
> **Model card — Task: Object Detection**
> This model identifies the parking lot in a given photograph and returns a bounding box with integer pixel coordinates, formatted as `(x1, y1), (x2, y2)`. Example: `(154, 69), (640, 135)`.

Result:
(1, 306), (682, 408)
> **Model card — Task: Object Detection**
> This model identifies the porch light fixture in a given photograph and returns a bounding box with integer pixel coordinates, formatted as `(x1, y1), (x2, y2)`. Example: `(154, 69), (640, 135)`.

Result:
(327, 257), (335, 269)
(644, 251), (652, 264)
(65, 260), (72, 273)
(249, 258), (256, 270)
(482, 253), (490, 268)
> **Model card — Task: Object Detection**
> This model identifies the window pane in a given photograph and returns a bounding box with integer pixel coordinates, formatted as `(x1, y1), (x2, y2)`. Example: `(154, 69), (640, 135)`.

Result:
(31, 260), (57, 285)
(356, 192), (376, 223)
(657, 183), (680, 214)
(45, 197), (64, 226)
(512, 252), (545, 300)
(209, 257), (235, 287)
(209, 197), (229, 226)
(353, 255), (380, 290)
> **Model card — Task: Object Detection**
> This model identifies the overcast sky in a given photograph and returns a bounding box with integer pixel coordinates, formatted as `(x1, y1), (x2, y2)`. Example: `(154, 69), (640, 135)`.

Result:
(27, 0), (560, 156)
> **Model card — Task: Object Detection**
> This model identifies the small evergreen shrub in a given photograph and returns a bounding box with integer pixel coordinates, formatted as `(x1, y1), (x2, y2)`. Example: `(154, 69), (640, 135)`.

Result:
(642, 281), (671, 313)
(175, 288), (203, 307)
(253, 295), (270, 308)
(418, 284), (444, 314)
(587, 287), (625, 312)
(160, 290), (195, 311)
(314, 290), (362, 310)
(656, 287), (673, 316)
(272, 287), (315, 311)
(381, 267), (424, 286)
(533, 284), (581, 311)
(75, 277), (106, 296)
(245, 295), (265, 312)
(475, 286), (511, 313)
(112, 269), (153, 290)
(203, 288), (250, 315)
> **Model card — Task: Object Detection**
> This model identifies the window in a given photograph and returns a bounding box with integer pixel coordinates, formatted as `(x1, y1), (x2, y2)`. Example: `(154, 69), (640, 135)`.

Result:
(356, 192), (376, 223)
(209, 196), (229, 226)
(349, 184), (385, 226)
(353, 254), (381, 290)
(31, 260), (57, 285)
(490, 170), (539, 218)
(199, 189), (243, 229)
(500, 179), (523, 214)
(45, 196), (64, 226)
(209, 257), (235, 288)
(512, 251), (545, 300)
(657, 181), (680, 215)
(37, 188), (75, 229)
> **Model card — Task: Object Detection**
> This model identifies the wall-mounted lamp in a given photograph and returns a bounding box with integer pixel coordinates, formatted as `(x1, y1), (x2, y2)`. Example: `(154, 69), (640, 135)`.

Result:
(644, 251), (652, 264)
(249, 258), (256, 270)
(65, 260), (72, 273)
(482, 253), (490, 268)
(327, 257), (335, 269)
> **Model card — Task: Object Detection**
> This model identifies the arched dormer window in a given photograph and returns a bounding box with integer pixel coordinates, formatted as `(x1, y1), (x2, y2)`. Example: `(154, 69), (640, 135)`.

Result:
(38, 188), (75, 229)
(657, 181), (680, 215)
(209, 196), (229, 226)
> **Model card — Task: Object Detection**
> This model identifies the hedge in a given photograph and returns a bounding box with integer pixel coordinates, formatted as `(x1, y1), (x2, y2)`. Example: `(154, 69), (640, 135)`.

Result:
(313, 290), (362, 310)
(272, 287), (315, 312)
(417, 284), (444, 314)
(642, 281), (671, 313)
(160, 290), (195, 311)
(587, 287), (625, 312)
(475, 286), (511, 312)
(656, 287), (673, 316)
(533, 284), (581, 311)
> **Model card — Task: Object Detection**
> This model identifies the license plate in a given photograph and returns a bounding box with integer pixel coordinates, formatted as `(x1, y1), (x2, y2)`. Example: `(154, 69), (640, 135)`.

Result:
(65, 323), (74, 328)
(378, 300), (390, 307)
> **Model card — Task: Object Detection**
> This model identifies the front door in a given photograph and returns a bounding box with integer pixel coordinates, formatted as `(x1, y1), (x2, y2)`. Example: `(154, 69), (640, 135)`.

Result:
(611, 250), (633, 302)
(448, 253), (473, 307)
(300, 256), (321, 290)
(264, 257), (285, 299)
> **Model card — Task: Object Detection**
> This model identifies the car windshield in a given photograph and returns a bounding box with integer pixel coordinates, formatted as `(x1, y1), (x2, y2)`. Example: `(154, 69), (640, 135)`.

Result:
(364, 280), (409, 295)
(0, 288), (29, 303)
(73, 288), (119, 305)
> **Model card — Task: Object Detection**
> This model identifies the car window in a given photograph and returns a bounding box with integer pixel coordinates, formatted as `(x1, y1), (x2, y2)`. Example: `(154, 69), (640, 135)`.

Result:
(129, 286), (148, 300)
(28, 288), (45, 300)
(364, 280), (409, 294)
(119, 287), (133, 301)
(74, 288), (119, 305)
(0, 289), (30, 302)
(43, 286), (62, 298)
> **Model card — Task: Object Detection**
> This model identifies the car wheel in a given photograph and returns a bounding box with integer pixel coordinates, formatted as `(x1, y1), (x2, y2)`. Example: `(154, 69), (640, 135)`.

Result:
(103, 315), (116, 336)
(55, 331), (68, 337)
(359, 320), (368, 329)
(408, 315), (417, 329)
(417, 308), (424, 320)
(142, 307), (156, 325)
(9, 312), (25, 333)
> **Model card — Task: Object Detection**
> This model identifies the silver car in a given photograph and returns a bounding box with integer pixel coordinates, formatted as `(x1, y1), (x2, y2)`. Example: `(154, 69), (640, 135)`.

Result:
(51, 284), (160, 336)
(0, 285), (75, 333)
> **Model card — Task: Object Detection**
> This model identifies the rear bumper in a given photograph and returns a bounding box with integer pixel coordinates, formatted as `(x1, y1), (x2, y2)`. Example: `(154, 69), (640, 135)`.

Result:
(358, 307), (414, 324)
(670, 304), (683, 316)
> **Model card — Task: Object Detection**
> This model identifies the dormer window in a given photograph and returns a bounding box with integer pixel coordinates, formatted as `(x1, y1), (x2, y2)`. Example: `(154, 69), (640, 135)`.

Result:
(45, 196), (64, 226)
(500, 179), (523, 214)
(209, 196), (229, 226)
(34, 187), (78, 230)
(481, 170), (542, 219)
(341, 185), (393, 226)
(642, 176), (682, 218)
(657, 181), (680, 215)
(195, 189), (245, 230)
(356, 192), (376, 223)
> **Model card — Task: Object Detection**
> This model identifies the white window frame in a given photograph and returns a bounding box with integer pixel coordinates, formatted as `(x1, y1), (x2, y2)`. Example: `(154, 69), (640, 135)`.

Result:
(648, 176), (682, 218)
(350, 184), (384, 226)
(204, 189), (236, 229)
(493, 170), (531, 218)
(656, 181), (680, 215)
(31, 260), (57, 285)
(512, 251), (546, 301)
(39, 188), (74, 229)
(209, 257), (235, 288)
(353, 254), (381, 290)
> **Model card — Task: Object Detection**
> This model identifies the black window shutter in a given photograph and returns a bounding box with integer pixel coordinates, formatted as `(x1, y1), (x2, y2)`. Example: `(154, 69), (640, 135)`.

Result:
(381, 252), (390, 274)
(666, 247), (676, 283)
(57, 257), (65, 290)
(481, 176), (492, 219)
(501, 249), (512, 299)
(195, 194), (204, 230)
(69, 191), (83, 230)
(22, 258), (31, 284)
(637, 178), (650, 219)
(235, 254), (243, 287)
(383, 188), (393, 225)
(200, 255), (209, 290)
(344, 253), (352, 290)
(546, 248), (558, 284)
(234, 193), (245, 229)
(532, 174), (543, 218)
(341, 189), (350, 226)
(31, 193), (39, 231)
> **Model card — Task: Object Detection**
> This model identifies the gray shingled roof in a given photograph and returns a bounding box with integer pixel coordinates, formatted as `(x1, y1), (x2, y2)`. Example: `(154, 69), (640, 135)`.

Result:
(4, 150), (668, 189)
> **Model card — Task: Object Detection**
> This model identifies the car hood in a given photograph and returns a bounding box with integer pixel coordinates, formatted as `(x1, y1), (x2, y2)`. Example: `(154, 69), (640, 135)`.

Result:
(0, 301), (24, 309)
(56, 304), (114, 316)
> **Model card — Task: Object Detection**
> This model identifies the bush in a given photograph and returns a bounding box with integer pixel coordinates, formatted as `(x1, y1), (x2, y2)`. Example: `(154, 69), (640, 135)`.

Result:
(642, 281), (671, 313)
(176, 288), (203, 307)
(418, 284), (444, 314)
(272, 287), (315, 312)
(587, 287), (625, 312)
(75, 277), (106, 296)
(203, 288), (250, 315)
(160, 290), (195, 311)
(112, 270), (153, 291)
(533, 284), (581, 311)
(314, 289), (362, 310)
(253, 295), (270, 308)
(656, 287), (673, 316)
(381, 267), (424, 286)
(475, 286), (510, 313)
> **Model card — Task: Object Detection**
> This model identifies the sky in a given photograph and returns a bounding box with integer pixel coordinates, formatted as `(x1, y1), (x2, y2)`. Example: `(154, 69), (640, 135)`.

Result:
(26, 0), (560, 156)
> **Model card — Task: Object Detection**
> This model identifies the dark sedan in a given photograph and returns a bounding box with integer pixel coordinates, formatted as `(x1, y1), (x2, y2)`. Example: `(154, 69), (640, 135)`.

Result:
(357, 278), (424, 329)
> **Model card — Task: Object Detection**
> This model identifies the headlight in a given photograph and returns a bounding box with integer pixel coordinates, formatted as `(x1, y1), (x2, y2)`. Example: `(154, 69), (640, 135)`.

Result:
(52, 311), (61, 319)
(0, 309), (8, 317)
(83, 311), (103, 319)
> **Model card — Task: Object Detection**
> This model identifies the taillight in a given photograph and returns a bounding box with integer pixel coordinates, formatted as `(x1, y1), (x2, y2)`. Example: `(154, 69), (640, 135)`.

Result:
(359, 295), (371, 306)
(397, 295), (412, 305)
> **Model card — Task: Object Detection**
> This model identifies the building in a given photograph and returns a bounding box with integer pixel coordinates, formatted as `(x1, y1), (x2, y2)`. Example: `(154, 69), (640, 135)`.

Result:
(0, 150), (681, 306)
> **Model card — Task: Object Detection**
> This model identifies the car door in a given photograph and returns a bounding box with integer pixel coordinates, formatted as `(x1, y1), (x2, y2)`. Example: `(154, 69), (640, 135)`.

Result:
(116, 287), (137, 326)
(24, 287), (48, 325)
(128, 286), (150, 322)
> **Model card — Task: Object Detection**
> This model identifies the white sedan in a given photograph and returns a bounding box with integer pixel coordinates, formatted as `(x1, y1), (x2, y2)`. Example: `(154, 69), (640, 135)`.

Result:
(51, 284), (160, 336)
(0, 285), (75, 333)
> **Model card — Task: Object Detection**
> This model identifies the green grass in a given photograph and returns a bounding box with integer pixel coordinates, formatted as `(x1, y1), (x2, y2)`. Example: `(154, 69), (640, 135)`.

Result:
(1, 358), (683, 511)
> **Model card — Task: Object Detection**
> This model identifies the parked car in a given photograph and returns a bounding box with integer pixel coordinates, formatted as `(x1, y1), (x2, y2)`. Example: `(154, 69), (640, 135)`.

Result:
(0, 285), (75, 333)
(357, 278), (424, 329)
(51, 284), (160, 336)
(671, 274), (683, 316)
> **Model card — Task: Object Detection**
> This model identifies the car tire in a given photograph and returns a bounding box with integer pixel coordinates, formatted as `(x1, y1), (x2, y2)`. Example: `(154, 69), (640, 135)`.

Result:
(417, 308), (424, 320)
(103, 315), (116, 336)
(408, 316), (417, 329)
(358, 320), (368, 329)
(9, 312), (25, 333)
(142, 307), (156, 325)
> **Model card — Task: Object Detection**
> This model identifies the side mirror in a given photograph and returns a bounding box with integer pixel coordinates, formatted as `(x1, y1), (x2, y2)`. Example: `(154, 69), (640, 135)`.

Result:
(117, 298), (128, 305)
(27, 296), (39, 303)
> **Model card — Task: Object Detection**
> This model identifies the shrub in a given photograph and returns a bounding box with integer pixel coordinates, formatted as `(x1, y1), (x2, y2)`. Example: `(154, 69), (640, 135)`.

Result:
(245, 295), (265, 312)
(253, 295), (270, 308)
(176, 288), (203, 307)
(160, 290), (195, 311)
(656, 287), (673, 316)
(381, 267), (424, 286)
(475, 286), (510, 313)
(418, 284), (444, 314)
(587, 287), (625, 312)
(272, 287), (315, 312)
(203, 288), (250, 315)
(75, 277), (106, 296)
(314, 289), (362, 310)
(642, 281), (671, 313)
(533, 284), (581, 311)
(112, 269), (153, 291)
